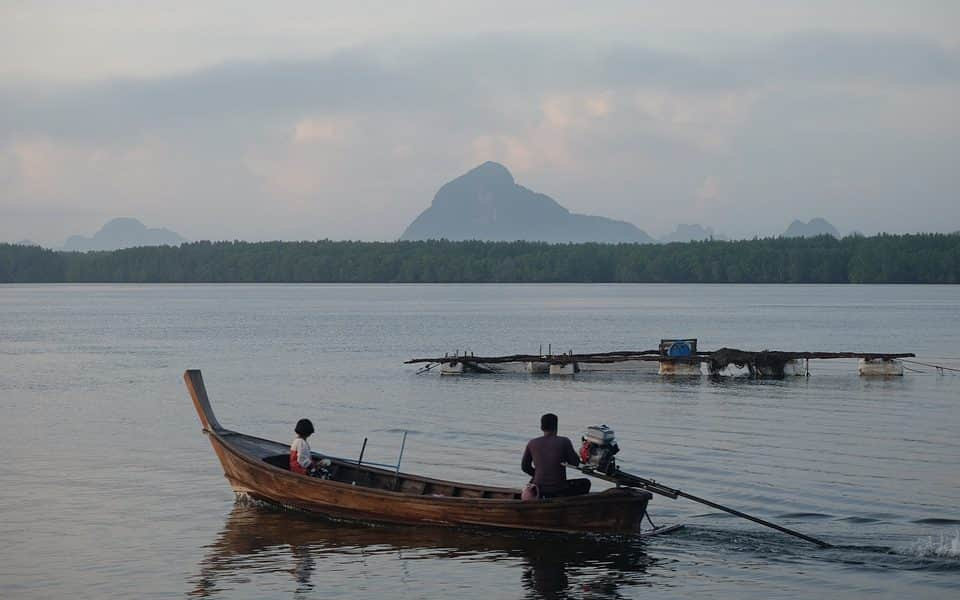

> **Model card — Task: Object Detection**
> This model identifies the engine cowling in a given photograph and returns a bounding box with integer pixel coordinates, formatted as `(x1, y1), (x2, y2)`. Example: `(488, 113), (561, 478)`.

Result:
(580, 424), (619, 475)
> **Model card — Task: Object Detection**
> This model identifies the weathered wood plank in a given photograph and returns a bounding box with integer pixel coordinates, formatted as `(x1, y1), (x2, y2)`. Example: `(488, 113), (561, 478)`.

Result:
(406, 348), (915, 365)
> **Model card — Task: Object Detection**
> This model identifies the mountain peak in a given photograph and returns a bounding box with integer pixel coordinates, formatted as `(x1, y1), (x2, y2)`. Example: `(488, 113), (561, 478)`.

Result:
(463, 161), (515, 186)
(101, 217), (149, 234)
(783, 218), (840, 238)
(63, 217), (186, 251)
(400, 163), (654, 243)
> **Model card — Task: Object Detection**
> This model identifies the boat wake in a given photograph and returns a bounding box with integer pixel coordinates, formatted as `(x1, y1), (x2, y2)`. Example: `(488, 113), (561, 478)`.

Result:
(661, 524), (960, 572)
(902, 529), (960, 560)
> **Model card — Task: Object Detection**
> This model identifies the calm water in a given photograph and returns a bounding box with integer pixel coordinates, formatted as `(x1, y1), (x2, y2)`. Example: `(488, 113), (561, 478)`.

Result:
(1, 284), (958, 599)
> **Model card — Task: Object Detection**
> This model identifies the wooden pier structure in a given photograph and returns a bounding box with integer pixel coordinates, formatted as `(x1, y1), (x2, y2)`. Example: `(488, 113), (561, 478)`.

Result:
(405, 341), (915, 379)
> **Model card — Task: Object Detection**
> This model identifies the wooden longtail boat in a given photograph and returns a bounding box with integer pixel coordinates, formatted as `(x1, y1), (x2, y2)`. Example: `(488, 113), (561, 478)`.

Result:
(186, 369), (653, 533)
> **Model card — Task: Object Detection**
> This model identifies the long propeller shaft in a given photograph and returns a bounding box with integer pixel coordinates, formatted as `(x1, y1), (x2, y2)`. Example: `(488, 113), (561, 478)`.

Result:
(569, 465), (833, 548)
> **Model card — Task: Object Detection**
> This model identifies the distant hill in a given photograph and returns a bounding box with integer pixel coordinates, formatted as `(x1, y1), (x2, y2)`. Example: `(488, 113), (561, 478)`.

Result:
(401, 162), (655, 243)
(660, 224), (725, 243)
(782, 218), (840, 238)
(63, 218), (186, 251)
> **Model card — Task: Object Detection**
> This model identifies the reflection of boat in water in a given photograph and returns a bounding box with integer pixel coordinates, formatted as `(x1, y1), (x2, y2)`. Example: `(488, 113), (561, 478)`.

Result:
(189, 504), (658, 598)
(185, 370), (652, 534)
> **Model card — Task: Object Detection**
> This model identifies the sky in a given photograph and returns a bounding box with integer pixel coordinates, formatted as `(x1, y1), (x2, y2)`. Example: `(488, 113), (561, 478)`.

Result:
(2, 1), (959, 246)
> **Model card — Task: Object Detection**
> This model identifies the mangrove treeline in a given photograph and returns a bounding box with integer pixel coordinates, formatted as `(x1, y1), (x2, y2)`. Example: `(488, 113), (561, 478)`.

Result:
(1, 233), (958, 284)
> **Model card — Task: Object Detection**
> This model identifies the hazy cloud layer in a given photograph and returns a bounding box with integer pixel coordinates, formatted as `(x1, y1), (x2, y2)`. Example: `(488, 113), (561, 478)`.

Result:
(2, 28), (959, 245)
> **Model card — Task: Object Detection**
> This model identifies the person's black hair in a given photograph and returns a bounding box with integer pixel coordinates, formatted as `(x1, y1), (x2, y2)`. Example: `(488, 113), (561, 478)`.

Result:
(295, 418), (315, 437)
(541, 413), (558, 432)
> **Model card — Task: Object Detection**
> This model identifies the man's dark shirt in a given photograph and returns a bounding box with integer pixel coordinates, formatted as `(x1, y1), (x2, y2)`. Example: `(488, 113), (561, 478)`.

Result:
(522, 433), (580, 494)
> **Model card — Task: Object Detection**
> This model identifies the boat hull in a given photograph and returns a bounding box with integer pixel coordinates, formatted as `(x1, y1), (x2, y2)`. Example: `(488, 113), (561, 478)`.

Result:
(186, 370), (651, 534)
(206, 431), (651, 533)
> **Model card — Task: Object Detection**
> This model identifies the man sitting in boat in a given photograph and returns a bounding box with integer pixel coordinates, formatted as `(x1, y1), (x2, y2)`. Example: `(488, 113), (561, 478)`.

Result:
(290, 418), (318, 475)
(521, 413), (591, 498)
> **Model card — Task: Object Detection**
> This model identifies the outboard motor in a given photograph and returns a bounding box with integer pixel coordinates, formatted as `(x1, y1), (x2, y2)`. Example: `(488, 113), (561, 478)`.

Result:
(579, 424), (619, 475)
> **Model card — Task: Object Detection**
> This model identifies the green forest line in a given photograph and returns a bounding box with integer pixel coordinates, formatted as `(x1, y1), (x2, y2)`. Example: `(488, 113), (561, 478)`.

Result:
(1, 234), (958, 283)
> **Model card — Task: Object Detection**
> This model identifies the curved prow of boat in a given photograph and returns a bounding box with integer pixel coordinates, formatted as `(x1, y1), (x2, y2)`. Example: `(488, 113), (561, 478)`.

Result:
(185, 369), (225, 433)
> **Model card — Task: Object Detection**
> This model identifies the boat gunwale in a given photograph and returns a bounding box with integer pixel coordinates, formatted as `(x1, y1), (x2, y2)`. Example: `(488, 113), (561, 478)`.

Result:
(209, 427), (651, 507)
(213, 428), (522, 496)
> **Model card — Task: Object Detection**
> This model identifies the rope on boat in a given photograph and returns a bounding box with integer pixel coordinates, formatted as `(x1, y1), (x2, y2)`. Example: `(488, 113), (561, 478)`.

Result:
(416, 362), (438, 375)
(644, 509), (658, 530)
(902, 359), (960, 375)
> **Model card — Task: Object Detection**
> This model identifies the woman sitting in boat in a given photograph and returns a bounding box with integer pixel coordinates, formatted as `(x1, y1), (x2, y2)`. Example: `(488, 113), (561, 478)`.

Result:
(290, 418), (317, 475)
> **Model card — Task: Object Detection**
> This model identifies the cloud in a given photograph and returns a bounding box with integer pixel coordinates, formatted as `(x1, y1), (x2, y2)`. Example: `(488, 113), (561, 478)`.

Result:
(1, 31), (959, 244)
(601, 44), (747, 90)
(756, 31), (960, 85)
(293, 116), (353, 144)
(0, 48), (417, 142)
(3, 32), (957, 144)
